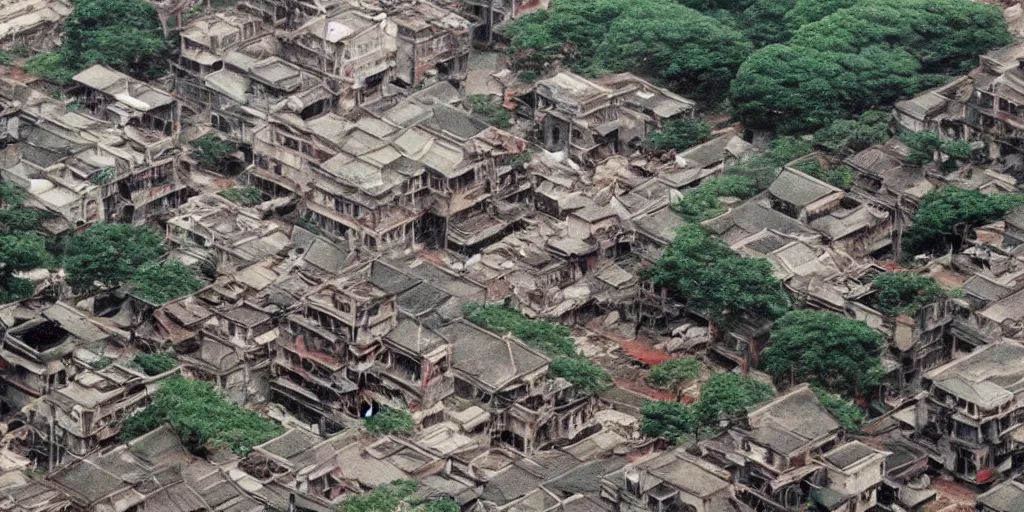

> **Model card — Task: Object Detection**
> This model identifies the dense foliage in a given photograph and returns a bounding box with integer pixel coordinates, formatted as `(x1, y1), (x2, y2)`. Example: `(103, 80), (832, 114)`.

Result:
(24, 0), (168, 83)
(641, 373), (773, 441)
(64, 223), (166, 291)
(812, 110), (891, 156)
(646, 357), (701, 401)
(645, 225), (790, 325)
(814, 387), (865, 432)
(900, 132), (974, 171)
(466, 95), (511, 129)
(731, 0), (1011, 133)
(121, 376), (284, 455)
(725, 136), (814, 190)
(191, 135), (240, 171)
(648, 119), (712, 152)
(364, 407), (415, 436)
(129, 352), (178, 376)
(902, 187), (1024, 256)
(0, 182), (50, 303)
(337, 479), (458, 512)
(506, 0), (751, 99)
(793, 161), (853, 190)
(464, 304), (612, 393)
(130, 261), (205, 305)
(761, 310), (883, 396)
(673, 175), (758, 222)
(871, 272), (946, 317)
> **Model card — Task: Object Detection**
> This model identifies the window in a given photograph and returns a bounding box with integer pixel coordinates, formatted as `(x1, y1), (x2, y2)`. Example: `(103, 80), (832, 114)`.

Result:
(625, 472), (640, 496)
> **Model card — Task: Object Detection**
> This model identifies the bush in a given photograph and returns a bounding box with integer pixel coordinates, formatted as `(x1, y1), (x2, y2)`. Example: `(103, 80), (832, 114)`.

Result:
(129, 260), (204, 305)
(338, 480), (419, 512)
(814, 387), (865, 432)
(365, 407), (415, 436)
(793, 161), (853, 190)
(725, 136), (814, 190)
(549, 357), (613, 394)
(466, 95), (511, 129)
(812, 110), (891, 156)
(121, 376), (283, 455)
(190, 135), (239, 171)
(23, 52), (77, 85)
(673, 175), (758, 222)
(648, 119), (713, 152)
(92, 357), (114, 370)
(872, 272), (946, 317)
(129, 352), (178, 376)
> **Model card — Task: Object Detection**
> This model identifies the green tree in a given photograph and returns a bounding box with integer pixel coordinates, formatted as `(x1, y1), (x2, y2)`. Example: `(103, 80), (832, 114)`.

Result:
(731, 0), (1011, 133)
(338, 480), (419, 512)
(0, 232), (50, 303)
(593, 2), (752, 98)
(645, 225), (790, 326)
(191, 135), (239, 171)
(872, 272), (946, 316)
(121, 376), (283, 455)
(812, 110), (890, 155)
(694, 373), (774, 428)
(549, 357), (614, 394)
(814, 387), (865, 432)
(640, 400), (698, 441)
(65, 223), (166, 292)
(647, 358), (701, 401)
(0, 181), (42, 235)
(648, 118), (712, 152)
(738, 0), (799, 47)
(673, 175), (758, 222)
(129, 260), (204, 305)
(365, 407), (415, 436)
(902, 187), (1024, 255)
(26, 0), (168, 83)
(761, 310), (883, 396)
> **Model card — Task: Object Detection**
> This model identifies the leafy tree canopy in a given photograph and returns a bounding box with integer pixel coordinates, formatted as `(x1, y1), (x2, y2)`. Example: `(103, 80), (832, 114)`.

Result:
(640, 400), (698, 441)
(130, 261), (204, 305)
(467, 95), (511, 129)
(673, 175), (758, 222)
(549, 356), (614, 394)
(65, 223), (166, 292)
(647, 357), (701, 401)
(902, 187), (1024, 256)
(641, 373), (773, 441)
(0, 232), (50, 303)
(506, 0), (751, 100)
(900, 131), (974, 172)
(365, 407), (415, 436)
(693, 372), (774, 426)
(337, 479), (458, 512)
(645, 225), (790, 326)
(761, 310), (883, 395)
(121, 376), (284, 455)
(812, 110), (890, 156)
(648, 118), (712, 152)
(191, 135), (239, 171)
(731, 0), (1010, 133)
(25, 0), (168, 83)
(872, 272), (946, 317)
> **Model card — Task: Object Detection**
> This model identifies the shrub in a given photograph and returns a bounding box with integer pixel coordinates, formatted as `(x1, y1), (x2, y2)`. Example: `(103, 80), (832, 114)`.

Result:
(365, 407), (415, 436)
(466, 95), (511, 129)
(121, 376), (284, 455)
(648, 119), (712, 152)
(872, 272), (946, 317)
(190, 135), (239, 170)
(129, 352), (178, 376)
